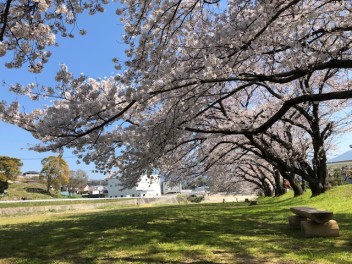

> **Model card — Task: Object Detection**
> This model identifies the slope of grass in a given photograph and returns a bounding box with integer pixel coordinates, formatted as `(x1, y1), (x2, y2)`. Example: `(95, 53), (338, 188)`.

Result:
(0, 182), (58, 201)
(0, 185), (351, 264)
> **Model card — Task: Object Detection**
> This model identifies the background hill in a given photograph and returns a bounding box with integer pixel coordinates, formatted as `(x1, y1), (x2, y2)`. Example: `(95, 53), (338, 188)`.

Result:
(0, 182), (60, 201)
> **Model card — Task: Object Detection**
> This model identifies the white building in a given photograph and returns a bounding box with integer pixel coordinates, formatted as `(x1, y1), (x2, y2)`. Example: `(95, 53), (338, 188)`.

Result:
(108, 175), (161, 198)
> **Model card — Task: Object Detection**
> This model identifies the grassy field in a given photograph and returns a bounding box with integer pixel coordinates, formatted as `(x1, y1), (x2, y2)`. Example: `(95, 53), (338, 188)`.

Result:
(0, 185), (351, 264)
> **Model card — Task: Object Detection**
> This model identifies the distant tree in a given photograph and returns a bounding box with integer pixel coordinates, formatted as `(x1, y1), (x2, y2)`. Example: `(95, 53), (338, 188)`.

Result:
(0, 156), (22, 193)
(40, 156), (69, 192)
(207, 165), (256, 195)
(68, 169), (88, 195)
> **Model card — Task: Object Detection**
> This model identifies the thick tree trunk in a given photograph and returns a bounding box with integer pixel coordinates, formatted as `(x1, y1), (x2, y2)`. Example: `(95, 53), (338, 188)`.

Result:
(309, 103), (329, 197)
(301, 178), (306, 192)
(261, 177), (274, 197)
(278, 169), (304, 196)
(46, 181), (51, 193)
(273, 170), (285, 196)
(310, 148), (328, 196)
(263, 186), (273, 197)
(290, 180), (304, 197)
(0, 180), (8, 193)
(307, 163), (327, 196)
(286, 173), (303, 197)
(309, 181), (325, 196)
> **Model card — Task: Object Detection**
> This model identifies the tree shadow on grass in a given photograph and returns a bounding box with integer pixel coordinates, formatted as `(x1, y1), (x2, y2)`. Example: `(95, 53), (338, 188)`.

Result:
(0, 204), (351, 263)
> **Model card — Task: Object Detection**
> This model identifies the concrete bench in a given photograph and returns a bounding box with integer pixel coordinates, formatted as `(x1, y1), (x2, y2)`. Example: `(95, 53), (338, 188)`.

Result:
(289, 207), (339, 237)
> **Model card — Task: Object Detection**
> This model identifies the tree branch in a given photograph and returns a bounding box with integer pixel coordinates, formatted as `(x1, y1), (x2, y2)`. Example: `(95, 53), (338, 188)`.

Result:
(183, 89), (352, 135)
(0, 0), (13, 41)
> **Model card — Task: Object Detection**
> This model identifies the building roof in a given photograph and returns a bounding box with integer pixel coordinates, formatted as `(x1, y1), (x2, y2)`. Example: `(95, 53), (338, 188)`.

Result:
(23, 171), (39, 174)
(327, 149), (352, 164)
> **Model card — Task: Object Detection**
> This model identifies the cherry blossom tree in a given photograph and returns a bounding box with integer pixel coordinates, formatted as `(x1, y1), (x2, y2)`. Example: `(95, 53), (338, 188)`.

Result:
(206, 164), (258, 195)
(203, 149), (282, 197)
(106, 67), (349, 196)
(0, 0), (108, 72)
(1, 0), (352, 196)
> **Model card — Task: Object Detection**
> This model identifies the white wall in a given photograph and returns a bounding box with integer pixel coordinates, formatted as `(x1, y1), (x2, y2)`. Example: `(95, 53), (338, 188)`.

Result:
(108, 175), (161, 198)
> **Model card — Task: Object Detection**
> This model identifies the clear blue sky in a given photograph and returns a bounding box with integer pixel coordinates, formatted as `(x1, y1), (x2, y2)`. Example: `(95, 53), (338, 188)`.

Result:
(0, 3), (351, 179)
(0, 3), (125, 179)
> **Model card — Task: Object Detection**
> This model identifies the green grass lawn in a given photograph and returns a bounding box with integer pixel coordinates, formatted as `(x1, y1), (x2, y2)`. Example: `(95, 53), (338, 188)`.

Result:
(0, 185), (351, 264)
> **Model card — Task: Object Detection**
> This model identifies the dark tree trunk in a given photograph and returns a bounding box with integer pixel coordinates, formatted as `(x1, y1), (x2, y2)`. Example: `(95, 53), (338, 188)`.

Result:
(309, 181), (324, 196)
(262, 180), (273, 197)
(0, 180), (8, 193)
(259, 182), (273, 197)
(309, 103), (329, 197)
(289, 179), (304, 197)
(46, 180), (51, 193)
(285, 172), (303, 197)
(263, 188), (273, 197)
(309, 146), (328, 196)
(273, 170), (285, 196)
(301, 178), (306, 192)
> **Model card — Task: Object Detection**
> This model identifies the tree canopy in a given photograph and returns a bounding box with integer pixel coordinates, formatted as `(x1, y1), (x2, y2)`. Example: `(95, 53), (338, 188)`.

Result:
(68, 169), (88, 195)
(0, 155), (22, 182)
(40, 156), (69, 192)
(1, 0), (352, 196)
(0, 0), (107, 72)
(0, 155), (22, 193)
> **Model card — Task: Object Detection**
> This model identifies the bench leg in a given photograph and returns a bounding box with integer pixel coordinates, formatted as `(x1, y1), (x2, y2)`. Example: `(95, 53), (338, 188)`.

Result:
(301, 220), (340, 237)
(288, 215), (307, 229)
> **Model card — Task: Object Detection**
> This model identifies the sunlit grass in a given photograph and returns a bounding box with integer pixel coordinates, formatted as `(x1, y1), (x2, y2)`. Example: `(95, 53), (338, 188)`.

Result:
(0, 185), (351, 263)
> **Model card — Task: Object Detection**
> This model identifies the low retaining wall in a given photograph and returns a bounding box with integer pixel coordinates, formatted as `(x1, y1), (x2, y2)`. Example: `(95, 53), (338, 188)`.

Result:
(0, 194), (256, 216)
(203, 194), (257, 203)
(0, 200), (136, 216)
(0, 196), (183, 216)
(137, 196), (181, 205)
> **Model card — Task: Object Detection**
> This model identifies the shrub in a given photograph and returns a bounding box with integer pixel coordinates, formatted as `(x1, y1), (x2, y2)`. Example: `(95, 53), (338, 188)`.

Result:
(176, 194), (188, 204)
(187, 195), (204, 203)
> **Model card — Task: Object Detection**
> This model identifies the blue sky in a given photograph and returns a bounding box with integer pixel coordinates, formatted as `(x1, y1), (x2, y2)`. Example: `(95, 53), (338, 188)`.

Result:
(0, 3), (124, 179)
(0, 3), (351, 179)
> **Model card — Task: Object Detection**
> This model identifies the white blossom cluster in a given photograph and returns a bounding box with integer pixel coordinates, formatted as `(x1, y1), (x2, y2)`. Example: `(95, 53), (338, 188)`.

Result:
(0, 0), (108, 72)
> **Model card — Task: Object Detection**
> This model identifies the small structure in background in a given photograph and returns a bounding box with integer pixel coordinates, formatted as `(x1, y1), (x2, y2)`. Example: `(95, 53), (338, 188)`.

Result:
(80, 185), (107, 198)
(17, 171), (40, 183)
(327, 146), (352, 185)
(108, 174), (161, 198)
(192, 186), (209, 195)
(22, 171), (40, 178)
(161, 181), (182, 194)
